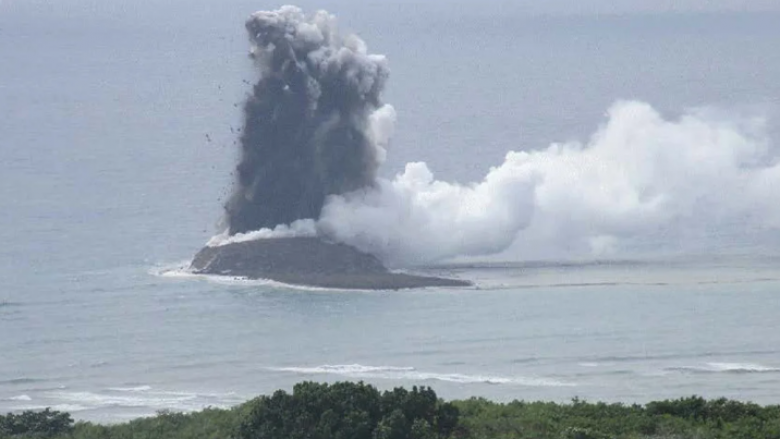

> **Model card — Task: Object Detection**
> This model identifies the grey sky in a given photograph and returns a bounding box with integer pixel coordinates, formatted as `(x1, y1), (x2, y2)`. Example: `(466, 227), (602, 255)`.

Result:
(489, 0), (780, 15)
(2, 0), (780, 17)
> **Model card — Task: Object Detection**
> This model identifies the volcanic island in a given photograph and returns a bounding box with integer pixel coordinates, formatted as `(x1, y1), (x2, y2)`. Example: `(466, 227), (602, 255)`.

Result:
(190, 237), (471, 290)
(190, 9), (471, 290)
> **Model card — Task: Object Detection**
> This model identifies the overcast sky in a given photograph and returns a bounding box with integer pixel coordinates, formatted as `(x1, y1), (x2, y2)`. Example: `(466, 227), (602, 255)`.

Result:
(2, 0), (780, 17)
(490, 0), (779, 14)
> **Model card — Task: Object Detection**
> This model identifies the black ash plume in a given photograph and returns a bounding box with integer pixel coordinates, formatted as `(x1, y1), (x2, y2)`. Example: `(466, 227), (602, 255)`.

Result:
(225, 6), (390, 235)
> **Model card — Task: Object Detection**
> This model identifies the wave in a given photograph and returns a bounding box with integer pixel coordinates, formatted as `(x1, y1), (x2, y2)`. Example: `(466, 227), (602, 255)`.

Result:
(271, 365), (416, 374)
(13, 404), (91, 413)
(150, 263), (347, 292)
(148, 261), (196, 278)
(572, 349), (780, 365)
(29, 387), (244, 414)
(578, 362), (603, 368)
(107, 385), (153, 392)
(0, 378), (47, 385)
(8, 395), (32, 402)
(471, 274), (780, 292)
(268, 364), (574, 387)
(666, 362), (780, 374)
(48, 391), (195, 410)
(150, 263), (434, 292)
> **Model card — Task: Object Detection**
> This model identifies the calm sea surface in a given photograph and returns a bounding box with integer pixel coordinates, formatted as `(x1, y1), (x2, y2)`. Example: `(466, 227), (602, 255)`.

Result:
(2, 1), (780, 421)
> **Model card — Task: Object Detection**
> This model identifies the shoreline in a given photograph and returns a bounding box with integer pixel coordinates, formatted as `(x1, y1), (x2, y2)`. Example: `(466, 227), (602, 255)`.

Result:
(191, 237), (472, 290)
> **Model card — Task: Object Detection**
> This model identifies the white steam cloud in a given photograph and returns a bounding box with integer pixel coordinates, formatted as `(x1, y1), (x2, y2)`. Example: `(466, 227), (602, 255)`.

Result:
(316, 101), (779, 265)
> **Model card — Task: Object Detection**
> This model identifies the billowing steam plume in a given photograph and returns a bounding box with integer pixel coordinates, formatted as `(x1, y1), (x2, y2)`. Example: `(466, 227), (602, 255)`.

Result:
(225, 6), (394, 235)
(218, 7), (780, 266)
(319, 102), (779, 265)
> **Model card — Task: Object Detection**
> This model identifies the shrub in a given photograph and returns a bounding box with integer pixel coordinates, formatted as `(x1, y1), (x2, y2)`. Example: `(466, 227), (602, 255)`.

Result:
(0, 409), (74, 437)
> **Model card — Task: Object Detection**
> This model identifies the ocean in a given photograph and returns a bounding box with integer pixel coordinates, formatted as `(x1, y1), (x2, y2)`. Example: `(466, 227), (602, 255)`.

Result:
(2, 0), (780, 422)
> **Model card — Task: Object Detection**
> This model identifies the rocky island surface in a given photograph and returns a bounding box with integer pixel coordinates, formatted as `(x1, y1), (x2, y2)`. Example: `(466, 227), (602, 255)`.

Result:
(190, 237), (471, 290)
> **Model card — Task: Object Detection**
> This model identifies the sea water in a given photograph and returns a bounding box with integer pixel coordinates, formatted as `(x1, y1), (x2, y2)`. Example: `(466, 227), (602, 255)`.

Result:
(2, 1), (780, 422)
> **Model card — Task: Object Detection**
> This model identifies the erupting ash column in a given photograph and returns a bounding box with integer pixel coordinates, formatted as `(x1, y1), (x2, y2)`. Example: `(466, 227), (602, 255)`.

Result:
(225, 6), (392, 235)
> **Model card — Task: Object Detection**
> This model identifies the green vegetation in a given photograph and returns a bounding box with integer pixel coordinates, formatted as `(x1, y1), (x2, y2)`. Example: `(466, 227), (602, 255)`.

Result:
(0, 409), (74, 438)
(3, 382), (780, 439)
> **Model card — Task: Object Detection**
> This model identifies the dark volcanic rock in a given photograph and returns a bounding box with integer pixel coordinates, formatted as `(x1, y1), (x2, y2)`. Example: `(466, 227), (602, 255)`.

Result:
(190, 237), (471, 290)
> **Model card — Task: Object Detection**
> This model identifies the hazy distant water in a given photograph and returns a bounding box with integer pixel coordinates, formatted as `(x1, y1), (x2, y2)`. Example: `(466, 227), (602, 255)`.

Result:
(3, 2), (780, 421)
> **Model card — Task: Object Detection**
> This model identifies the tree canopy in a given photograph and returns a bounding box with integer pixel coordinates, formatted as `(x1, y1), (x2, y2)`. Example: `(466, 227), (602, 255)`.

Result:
(3, 383), (780, 439)
(237, 381), (458, 439)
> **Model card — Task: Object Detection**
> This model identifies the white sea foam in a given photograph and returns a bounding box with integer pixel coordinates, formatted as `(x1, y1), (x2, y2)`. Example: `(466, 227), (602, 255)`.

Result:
(148, 261), (194, 278)
(268, 364), (574, 387)
(151, 263), (385, 292)
(39, 388), (243, 413)
(668, 362), (780, 374)
(271, 364), (416, 374)
(50, 390), (195, 408)
(8, 394), (32, 401)
(706, 362), (780, 372)
(578, 362), (602, 368)
(108, 385), (153, 392)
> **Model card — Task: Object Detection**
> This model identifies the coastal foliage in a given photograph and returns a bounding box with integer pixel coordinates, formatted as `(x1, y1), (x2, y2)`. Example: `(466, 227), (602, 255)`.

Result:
(237, 382), (458, 439)
(0, 408), (73, 437)
(2, 384), (780, 439)
(453, 395), (780, 439)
